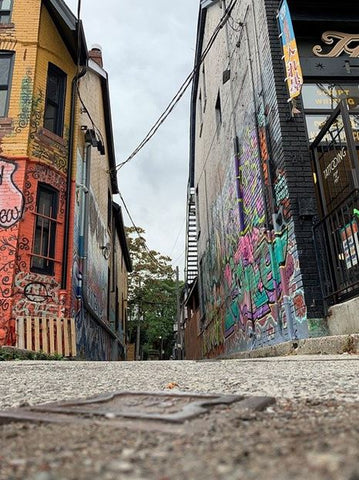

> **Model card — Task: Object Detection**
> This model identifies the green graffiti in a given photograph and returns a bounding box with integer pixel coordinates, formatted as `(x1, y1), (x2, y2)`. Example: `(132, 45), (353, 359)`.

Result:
(15, 70), (33, 133)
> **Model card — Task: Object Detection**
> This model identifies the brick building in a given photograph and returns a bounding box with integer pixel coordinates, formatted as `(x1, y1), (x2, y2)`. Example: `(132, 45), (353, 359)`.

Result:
(184, 0), (359, 358)
(0, 0), (131, 359)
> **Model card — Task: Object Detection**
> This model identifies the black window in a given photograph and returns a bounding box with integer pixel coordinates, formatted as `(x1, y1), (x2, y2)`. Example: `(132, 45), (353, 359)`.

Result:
(31, 184), (58, 275)
(0, 0), (12, 24)
(44, 63), (66, 137)
(0, 52), (13, 116)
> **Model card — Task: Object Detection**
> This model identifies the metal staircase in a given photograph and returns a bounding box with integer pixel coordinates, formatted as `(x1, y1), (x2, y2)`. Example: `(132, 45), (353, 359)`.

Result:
(185, 186), (198, 284)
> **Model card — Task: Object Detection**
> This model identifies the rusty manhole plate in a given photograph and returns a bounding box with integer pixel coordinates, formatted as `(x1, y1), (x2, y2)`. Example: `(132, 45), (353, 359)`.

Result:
(0, 391), (275, 426)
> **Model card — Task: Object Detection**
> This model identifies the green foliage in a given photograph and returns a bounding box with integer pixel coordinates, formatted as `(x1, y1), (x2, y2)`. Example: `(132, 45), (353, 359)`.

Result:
(126, 227), (182, 359)
(0, 347), (65, 361)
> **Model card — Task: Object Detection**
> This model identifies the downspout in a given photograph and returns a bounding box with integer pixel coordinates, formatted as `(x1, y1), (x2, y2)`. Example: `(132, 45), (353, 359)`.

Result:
(61, 67), (87, 290)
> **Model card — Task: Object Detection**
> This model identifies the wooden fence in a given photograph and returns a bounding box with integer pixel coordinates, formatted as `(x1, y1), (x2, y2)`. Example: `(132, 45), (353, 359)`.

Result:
(16, 317), (77, 357)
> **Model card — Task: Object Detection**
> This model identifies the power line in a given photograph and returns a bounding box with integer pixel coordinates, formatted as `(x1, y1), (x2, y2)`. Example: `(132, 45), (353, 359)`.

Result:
(109, 0), (238, 174)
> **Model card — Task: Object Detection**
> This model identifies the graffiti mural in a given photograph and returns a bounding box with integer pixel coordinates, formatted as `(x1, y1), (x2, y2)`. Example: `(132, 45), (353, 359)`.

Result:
(29, 89), (69, 174)
(0, 159), (25, 228)
(12, 272), (65, 318)
(16, 70), (33, 133)
(85, 190), (109, 319)
(199, 112), (309, 358)
(76, 309), (112, 360)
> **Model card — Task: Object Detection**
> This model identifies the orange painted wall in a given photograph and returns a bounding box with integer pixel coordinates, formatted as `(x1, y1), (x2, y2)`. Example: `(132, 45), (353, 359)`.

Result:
(0, 1), (77, 346)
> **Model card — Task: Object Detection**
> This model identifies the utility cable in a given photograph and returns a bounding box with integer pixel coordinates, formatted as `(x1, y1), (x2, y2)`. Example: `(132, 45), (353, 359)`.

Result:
(109, 0), (238, 174)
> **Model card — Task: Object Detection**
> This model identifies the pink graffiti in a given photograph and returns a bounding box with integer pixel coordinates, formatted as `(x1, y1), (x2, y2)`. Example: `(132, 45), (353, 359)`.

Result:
(224, 263), (232, 287)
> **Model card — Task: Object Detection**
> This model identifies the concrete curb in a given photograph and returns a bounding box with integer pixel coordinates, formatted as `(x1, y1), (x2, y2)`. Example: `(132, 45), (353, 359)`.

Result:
(221, 334), (359, 360)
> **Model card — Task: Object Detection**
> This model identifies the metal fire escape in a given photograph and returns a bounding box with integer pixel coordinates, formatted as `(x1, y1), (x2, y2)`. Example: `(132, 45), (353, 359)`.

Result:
(185, 186), (198, 284)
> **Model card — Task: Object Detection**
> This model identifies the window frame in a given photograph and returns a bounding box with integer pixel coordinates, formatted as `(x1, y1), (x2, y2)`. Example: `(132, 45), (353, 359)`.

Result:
(302, 81), (359, 143)
(43, 63), (67, 138)
(0, 51), (14, 117)
(0, 0), (13, 24)
(31, 183), (59, 276)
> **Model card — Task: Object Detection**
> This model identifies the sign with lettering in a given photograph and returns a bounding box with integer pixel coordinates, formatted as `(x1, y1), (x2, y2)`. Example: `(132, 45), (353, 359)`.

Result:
(317, 143), (353, 213)
(313, 32), (359, 58)
(278, 0), (303, 101)
(302, 84), (359, 111)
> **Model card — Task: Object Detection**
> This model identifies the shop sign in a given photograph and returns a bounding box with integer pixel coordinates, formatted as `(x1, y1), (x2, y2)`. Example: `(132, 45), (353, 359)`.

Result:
(278, 0), (303, 101)
(313, 32), (359, 58)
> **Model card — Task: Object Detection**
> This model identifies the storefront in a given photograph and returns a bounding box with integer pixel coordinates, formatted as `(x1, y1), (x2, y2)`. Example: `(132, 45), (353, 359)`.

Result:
(288, 0), (359, 307)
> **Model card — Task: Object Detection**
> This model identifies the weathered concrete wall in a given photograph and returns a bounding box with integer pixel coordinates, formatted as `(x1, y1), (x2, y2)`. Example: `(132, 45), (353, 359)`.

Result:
(327, 298), (359, 336)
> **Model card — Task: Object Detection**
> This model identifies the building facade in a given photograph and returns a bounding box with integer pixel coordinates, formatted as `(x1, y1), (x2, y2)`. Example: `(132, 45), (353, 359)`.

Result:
(185, 0), (359, 358)
(0, 0), (131, 360)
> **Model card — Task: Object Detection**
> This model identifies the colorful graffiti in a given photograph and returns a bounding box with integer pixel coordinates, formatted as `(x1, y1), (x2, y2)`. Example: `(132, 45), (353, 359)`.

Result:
(0, 159), (24, 228)
(0, 155), (69, 346)
(199, 112), (309, 357)
(236, 124), (266, 233)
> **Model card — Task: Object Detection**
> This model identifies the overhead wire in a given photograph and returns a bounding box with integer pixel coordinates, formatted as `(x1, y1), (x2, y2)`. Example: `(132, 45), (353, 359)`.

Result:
(116, 0), (238, 274)
(109, 0), (238, 174)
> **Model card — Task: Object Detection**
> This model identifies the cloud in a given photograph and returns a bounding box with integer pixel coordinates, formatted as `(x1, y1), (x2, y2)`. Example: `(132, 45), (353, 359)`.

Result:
(65, 0), (199, 276)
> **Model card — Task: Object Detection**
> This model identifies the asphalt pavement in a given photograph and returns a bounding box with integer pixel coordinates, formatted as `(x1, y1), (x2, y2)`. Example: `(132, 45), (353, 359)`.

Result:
(0, 355), (358, 480)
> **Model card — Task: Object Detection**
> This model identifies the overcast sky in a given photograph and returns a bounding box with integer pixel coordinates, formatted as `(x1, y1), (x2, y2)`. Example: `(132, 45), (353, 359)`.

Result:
(65, 0), (199, 277)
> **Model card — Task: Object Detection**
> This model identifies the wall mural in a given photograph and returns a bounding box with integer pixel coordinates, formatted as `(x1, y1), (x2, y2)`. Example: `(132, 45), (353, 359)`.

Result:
(0, 74), (70, 347)
(76, 309), (112, 360)
(30, 89), (69, 174)
(16, 69), (33, 133)
(200, 114), (309, 357)
(71, 154), (114, 360)
(0, 159), (25, 228)
(85, 190), (109, 320)
(0, 157), (69, 346)
(0, 158), (26, 345)
(12, 272), (65, 318)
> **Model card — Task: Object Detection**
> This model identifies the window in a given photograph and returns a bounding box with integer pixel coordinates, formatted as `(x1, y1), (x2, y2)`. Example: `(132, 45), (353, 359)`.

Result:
(0, 0), (12, 24)
(31, 184), (58, 275)
(0, 52), (13, 117)
(44, 63), (66, 137)
(302, 83), (359, 142)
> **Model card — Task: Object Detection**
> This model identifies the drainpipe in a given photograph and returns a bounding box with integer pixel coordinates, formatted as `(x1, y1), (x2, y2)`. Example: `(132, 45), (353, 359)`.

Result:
(61, 67), (87, 290)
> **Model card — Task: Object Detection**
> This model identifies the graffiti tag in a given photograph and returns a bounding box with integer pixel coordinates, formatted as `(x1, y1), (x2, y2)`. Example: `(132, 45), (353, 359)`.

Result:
(0, 160), (24, 228)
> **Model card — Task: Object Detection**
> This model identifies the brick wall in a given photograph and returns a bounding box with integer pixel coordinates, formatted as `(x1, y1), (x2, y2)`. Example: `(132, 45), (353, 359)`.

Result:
(192, 0), (324, 358)
(0, 1), (77, 346)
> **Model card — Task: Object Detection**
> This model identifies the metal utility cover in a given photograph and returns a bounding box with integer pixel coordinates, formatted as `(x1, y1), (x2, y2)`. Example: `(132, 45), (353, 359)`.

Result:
(0, 391), (275, 425)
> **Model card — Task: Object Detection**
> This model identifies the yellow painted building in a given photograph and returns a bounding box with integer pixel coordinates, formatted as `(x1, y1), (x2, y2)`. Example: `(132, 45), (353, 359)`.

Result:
(0, 0), (131, 360)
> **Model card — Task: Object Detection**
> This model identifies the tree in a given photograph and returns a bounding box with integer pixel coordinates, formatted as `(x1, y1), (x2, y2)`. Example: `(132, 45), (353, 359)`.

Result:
(125, 227), (180, 360)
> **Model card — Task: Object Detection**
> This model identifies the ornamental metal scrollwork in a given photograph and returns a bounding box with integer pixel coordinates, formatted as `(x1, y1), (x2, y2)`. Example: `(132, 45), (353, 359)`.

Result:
(313, 31), (359, 58)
